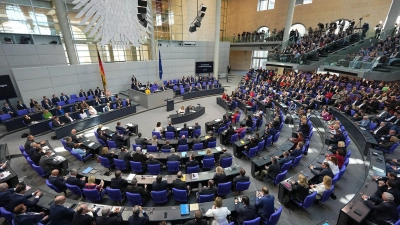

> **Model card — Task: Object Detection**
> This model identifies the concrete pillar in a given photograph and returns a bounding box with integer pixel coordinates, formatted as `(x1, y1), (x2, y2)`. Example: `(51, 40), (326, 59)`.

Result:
(381, 0), (400, 40)
(53, 0), (78, 65)
(213, 0), (222, 80)
(281, 0), (296, 51)
(148, 1), (156, 61)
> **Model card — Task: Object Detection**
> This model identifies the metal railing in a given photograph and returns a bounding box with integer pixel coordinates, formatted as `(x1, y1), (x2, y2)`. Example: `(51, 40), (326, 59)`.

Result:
(323, 55), (381, 71)
(224, 33), (284, 43)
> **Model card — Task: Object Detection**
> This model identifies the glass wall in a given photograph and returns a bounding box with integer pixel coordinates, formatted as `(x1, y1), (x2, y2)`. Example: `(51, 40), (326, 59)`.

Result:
(152, 0), (183, 41)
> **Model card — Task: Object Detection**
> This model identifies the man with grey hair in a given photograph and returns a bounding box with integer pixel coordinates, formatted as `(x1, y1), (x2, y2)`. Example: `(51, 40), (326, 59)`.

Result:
(96, 206), (123, 225)
(362, 192), (398, 225)
(178, 135), (187, 145)
(39, 150), (58, 175)
(173, 171), (190, 194)
(71, 203), (97, 225)
(145, 154), (163, 167)
(0, 183), (16, 209)
(132, 146), (148, 170)
(167, 148), (181, 161)
(66, 168), (86, 189)
(128, 205), (148, 225)
(371, 121), (390, 138)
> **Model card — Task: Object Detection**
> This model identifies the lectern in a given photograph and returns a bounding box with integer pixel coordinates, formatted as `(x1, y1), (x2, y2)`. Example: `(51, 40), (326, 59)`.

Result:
(166, 99), (174, 112)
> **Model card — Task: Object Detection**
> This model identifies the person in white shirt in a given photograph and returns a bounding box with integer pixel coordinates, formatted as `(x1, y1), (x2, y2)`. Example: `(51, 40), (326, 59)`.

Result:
(324, 155), (339, 175)
(205, 197), (231, 225)
(88, 106), (97, 115)
(104, 103), (111, 112)
(310, 175), (332, 195)
(154, 122), (163, 133)
(178, 106), (185, 115)
(79, 109), (88, 119)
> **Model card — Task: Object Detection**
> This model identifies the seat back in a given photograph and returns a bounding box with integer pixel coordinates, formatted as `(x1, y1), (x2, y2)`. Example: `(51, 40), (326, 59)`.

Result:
(239, 130), (246, 139)
(178, 145), (188, 152)
(273, 132), (280, 143)
(265, 136), (273, 147)
(65, 183), (83, 197)
(114, 159), (126, 170)
(257, 140), (265, 152)
(370, 122), (377, 130)
(126, 192), (143, 206)
(187, 165), (199, 173)
(19, 145), (25, 153)
(198, 193), (215, 203)
(246, 147), (257, 158)
(387, 142), (400, 154)
(147, 145), (158, 152)
(202, 158), (215, 170)
(83, 189), (102, 202)
(274, 170), (287, 185)
(291, 155), (302, 168)
(320, 185), (335, 203)
(338, 165), (346, 180)
(130, 161), (143, 173)
(70, 94), (78, 99)
(231, 134), (238, 143)
(345, 150), (352, 159)
(280, 160), (293, 172)
(32, 164), (46, 177)
(235, 181), (251, 192)
(179, 131), (189, 137)
(221, 157), (232, 168)
(151, 190), (168, 204)
(243, 217), (261, 225)
(46, 179), (62, 192)
(107, 140), (117, 149)
(207, 141), (217, 148)
(106, 188), (124, 201)
(266, 206), (283, 225)
(302, 191), (317, 209)
(17, 109), (28, 116)
(148, 164), (161, 175)
(48, 121), (53, 129)
(332, 173), (339, 186)
(152, 131), (161, 139)
(0, 114), (11, 121)
(97, 139), (106, 146)
(172, 188), (188, 203)
(57, 101), (66, 106)
(167, 161), (180, 173)
(165, 132), (175, 140)
(193, 143), (203, 150)
(0, 207), (13, 224)
(194, 129), (201, 137)
(98, 156), (111, 168)
(217, 182), (232, 196)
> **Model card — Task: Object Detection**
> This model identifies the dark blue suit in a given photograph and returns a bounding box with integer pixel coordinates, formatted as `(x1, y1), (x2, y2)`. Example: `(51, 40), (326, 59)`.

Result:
(14, 213), (45, 225)
(178, 139), (188, 145)
(116, 126), (129, 135)
(166, 126), (175, 132)
(9, 193), (39, 212)
(0, 188), (15, 210)
(128, 212), (149, 225)
(288, 149), (303, 160)
(49, 204), (75, 225)
(60, 95), (70, 102)
(255, 195), (275, 219)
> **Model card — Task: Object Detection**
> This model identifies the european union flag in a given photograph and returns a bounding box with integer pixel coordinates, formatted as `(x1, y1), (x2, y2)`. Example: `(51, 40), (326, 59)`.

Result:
(158, 49), (163, 80)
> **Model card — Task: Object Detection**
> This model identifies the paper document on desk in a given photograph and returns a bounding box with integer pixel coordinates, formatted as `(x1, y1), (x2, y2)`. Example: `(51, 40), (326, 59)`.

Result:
(181, 175), (186, 181)
(88, 142), (95, 147)
(55, 156), (65, 161)
(126, 123), (133, 127)
(191, 173), (199, 180)
(216, 147), (222, 151)
(372, 166), (384, 174)
(126, 174), (136, 181)
(360, 127), (366, 130)
(0, 171), (11, 179)
(190, 203), (199, 211)
(189, 127), (193, 129)
(215, 119), (221, 122)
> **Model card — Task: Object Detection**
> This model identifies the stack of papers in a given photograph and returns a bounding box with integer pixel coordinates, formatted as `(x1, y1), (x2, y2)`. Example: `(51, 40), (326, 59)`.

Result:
(190, 203), (199, 211)
(372, 166), (384, 173)
(191, 173), (199, 180)
(126, 174), (136, 181)
(126, 123), (133, 127)
(88, 142), (95, 147)
(55, 156), (65, 161)
(0, 171), (11, 179)
(216, 147), (222, 151)
(215, 119), (221, 122)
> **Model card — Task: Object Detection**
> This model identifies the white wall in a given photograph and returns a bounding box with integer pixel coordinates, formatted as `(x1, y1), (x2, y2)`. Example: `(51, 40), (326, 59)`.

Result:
(11, 59), (195, 104)
(182, 0), (217, 42)
(159, 41), (230, 77)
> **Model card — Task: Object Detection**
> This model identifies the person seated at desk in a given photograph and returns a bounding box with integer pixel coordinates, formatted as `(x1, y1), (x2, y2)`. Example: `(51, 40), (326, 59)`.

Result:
(48, 169), (67, 191)
(128, 206), (148, 225)
(184, 210), (207, 225)
(32, 148), (45, 166)
(72, 103), (80, 112)
(115, 100), (122, 109)
(234, 195), (257, 225)
(33, 103), (44, 113)
(16, 100), (27, 110)
(193, 134), (201, 144)
(110, 170), (128, 193)
(43, 100), (53, 110)
(185, 154), (199, 169)
(13, 204), (48, 225)
(66, 169), (86, 189)
(111, 131), (125, 148)
(310, 175), (332, 197)
(324, 155), (340, 175)
(149, 135), (158, 147)
(276, 151), (291, 167)
(242, 115), (253, 128)
(354, 116), (371, 129)
(255, 187), (275, 220)
(154, 122), (163, 134)
(96, 207), (123, 225)
(178, 135), (188, 145)
(255, 157), (280, 181)
(288, 174), (310, 204)
(234, 125), (246, 134)
(289, 132), (304, 150)
(116, 122), (131, 136)
(55, 106), (64, 116)
(205, 197), (231, 225)
(187, 86), (195, 93)
(79, 109), (88, 119)
(42, 109), (53, 119)
(288, 142), (304, 160)
(103, 103), (112, 112)
(375, 179), (400, 205)
(70, 129), (82, 143)
(9, 184), (42, 213)
(51, 94), (60, 106)
(178, 106), (185, 115)
(233, 168), (250, 189)
(162, 141), (173, 151)
(243, 138), (257, 153)
(62, 113), (75, 124)
(198, 179), (217, 196)
(39, 150), (59, 175)
(23, 115), (34, 125)
(173, 171), (191, 194)
(78, 89), (87, 99)
(118, 146), (133, 167)
(88, 106), (97, 115)
(362, 192), (399, 225)
(146, 154), (163, 168)
(100, 147), (115, 164)
(204, 133), (216, 148)
(371, 122), (391, 138)
(132, 147), (148, 169)
(80, 101), (89, 110)
(166, 123), (175, 133)
(52, 116), (65, 128)
(126, 178), (148, 200)
(378, 136), (398, 151)
(213, 166), (227, 184)
(71, 203), (97, 225)
(93, 97), (102, 106)
(308, 162), (334, 185)
(328, 129), (345, 146)
(152, 174), (168, 192)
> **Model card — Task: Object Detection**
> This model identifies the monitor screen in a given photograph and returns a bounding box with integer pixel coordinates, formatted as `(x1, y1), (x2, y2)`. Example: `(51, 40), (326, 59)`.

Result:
(196, 61), (213, 73)
(0, 75), (18, 100)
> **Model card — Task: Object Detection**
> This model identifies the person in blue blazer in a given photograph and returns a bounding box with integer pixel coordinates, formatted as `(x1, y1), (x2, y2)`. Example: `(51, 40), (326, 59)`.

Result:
(255, 186), (275, 219)
(13, 204), (48, 225)
(49, 196), (75, 225)
(128, 206), (148, 225)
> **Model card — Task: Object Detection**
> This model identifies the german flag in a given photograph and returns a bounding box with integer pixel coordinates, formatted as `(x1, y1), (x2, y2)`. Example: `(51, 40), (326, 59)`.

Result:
(96, 46), (107, 88)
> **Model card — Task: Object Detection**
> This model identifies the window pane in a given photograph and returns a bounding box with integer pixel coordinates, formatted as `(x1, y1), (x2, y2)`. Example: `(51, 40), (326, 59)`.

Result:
(258, 0), (268, 11)
(268, 0), (275, 10)
(303, 0), (313, 4)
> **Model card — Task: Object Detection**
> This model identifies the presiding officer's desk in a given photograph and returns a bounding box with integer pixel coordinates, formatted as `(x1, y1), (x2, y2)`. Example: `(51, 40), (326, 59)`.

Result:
(330, 108), (378, 156)
(0, 143), (19, 187)
(182, 88), (225, 100)
(53, 105), (137, 139)
(156, 137), (207, 149)
(170, 106), (205, 124)
(128, 89), (174, 109)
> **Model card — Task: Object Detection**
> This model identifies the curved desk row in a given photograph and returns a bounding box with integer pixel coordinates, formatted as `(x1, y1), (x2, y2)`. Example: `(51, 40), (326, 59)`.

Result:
(182, 88), (224, 100)
(169, 107), (205, 124)
(0, 144), (19, 187)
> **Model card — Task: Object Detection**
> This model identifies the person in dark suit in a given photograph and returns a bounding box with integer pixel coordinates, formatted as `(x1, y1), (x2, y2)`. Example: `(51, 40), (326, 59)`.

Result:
(13, 204), (48, 225)
(98, 130), (109, 145)
(363, 192), (399, 225)
(60, 93), (70, 102)
(298, 119), (310, 135)
(0, 183), (15, 209)
(194, 122), (201, 131)
(173, 171), (190, 193)
(213, 166), (227, 184)
(134, 133), (145, 145)
(110, 170), (128, 193)
(198, 180), (217, 196)
(255, 187), (275, 219)
(66, 169), (86, 189)
(161, 141), (173, 151)
(9, 184), (42, 212)
(115, 122), (131, 135)
(43, 100), (52, 109)
(93, 97), (102, 106)
(78, 89), (87, 98)
(181, 123), (190, 132)
(118, 146), (133, 167)
(183, 210), (207, 225)
(234, 195), (257, 224)
(3, 103), (16, 116)
(166, 123), (175, 133)
(16, 101), (28, 110)
(51, 94), (61, 106)
(289, 174), (310, 202)
(63, 113), (75, 123)
(128, 205), (149, 225)
(39, 150), (59, 175)
(166, 148), (181, 161)
(329, 129), (345, 145)
(111, 131), (125, 148)
(371, 122), (391, 138)
(276, 151), (291, 167)
(70, 129), (82, 143)
(48, 169), (67, 191)
(178, 135), (188, 145)
(31, 148), (44, 165)
(233, 169), (250, 189)
(219, 148), (232, 164)
(52, 116), (65, 128)
(96, 207), (123, 225)
(131, 147), (148, 169)
(204, 133), (216, 148)
(126, 178), (148, 200)
(288, 142), (304, 160)
(49, 195), (74, 225)
(152, 174), (169, 192)
(185, 154), (199, 170)
(94, 87), (102, 97)
(71, 204), (97, 225)
(255, 157), (281, 181)
(225, 125), (235, 140)
(145, 154), (163, 168)
(309, 162), (334, 184)
(87, 89), (95, 97)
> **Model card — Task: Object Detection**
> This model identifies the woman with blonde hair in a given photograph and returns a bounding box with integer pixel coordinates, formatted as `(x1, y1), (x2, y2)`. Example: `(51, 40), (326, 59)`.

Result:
(205, 197), (231, 225)
(84, 175), (104, 192)
(289, 174), (310, 202)
(96, 124), (103, 134)
(213, 166), (227, 184)
(310, 175), (332, 195)
(88, 106), (97, 115)
(151, 135), (158, 146)
(100, 147), (114, 163)
(178, 106), (185, 114)
(204, 148), (214, 159)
